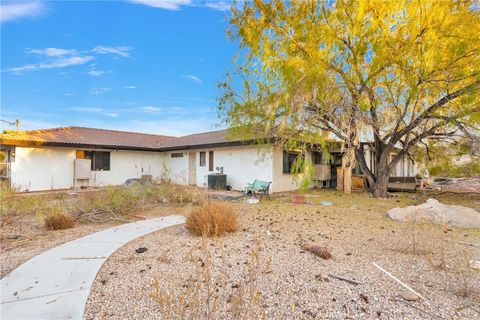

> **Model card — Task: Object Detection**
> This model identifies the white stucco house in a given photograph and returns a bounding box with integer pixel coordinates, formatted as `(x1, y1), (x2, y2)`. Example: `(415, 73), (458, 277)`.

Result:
(0, 126), (416, 192)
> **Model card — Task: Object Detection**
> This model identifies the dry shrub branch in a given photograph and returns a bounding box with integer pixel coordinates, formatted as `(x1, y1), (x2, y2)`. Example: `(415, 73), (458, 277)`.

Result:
(150, 237), (267, 319)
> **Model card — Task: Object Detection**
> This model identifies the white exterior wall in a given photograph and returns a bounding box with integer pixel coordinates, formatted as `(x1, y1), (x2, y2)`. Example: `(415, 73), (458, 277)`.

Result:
(162, 152), (189, 184)
(10, 147), (75, 191)
(10, 147), (165, 191)
(271, 147), (313, 193)
(162, 145), (273, 191)
(89, 150), (165, 187)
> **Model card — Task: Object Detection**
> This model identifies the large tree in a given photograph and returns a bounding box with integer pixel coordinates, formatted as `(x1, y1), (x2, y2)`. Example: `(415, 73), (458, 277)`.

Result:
(219, 0), (480, 197)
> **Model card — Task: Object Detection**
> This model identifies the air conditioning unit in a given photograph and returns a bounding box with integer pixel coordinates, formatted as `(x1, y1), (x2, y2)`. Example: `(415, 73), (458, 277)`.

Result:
(313, 164), (331, 181)
(74, 159), (91, 187)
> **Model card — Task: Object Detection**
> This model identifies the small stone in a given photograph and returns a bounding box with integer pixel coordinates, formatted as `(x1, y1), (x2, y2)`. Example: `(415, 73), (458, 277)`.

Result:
(401, 291), (419, 301)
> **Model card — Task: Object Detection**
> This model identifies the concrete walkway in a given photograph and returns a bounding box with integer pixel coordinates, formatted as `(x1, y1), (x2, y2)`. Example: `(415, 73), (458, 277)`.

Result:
(1, 215), (185, 320)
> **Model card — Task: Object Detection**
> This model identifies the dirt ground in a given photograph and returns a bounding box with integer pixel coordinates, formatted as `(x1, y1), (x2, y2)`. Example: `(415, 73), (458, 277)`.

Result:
(2, 189), (479, 319)
(83, 190), (480, 320)
(0, 202), (191, 278)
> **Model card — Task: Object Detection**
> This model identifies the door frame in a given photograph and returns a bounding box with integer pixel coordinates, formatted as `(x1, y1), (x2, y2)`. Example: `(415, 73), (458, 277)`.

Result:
(188, 152), (197, 185)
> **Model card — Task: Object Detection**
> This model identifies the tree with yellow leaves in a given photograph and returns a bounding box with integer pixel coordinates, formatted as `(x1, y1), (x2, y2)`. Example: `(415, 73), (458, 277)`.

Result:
(219, 0), (480, 197)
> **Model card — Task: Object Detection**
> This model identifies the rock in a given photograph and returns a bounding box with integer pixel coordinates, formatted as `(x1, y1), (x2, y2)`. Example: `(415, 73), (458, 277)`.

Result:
(401, 291), (419, 301)
(302, 244), (332, 259)
(469, 260), (480, 270)
(135, 247), (148, 254)
(386, 199), (480, 228)
(320, 201), (333, 206)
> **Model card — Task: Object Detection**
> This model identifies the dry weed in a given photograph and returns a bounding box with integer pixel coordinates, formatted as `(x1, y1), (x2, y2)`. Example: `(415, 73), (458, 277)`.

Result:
(186, 202), (238, 237)
(150, 237), (267, 319)
(43, 207), (75, 230)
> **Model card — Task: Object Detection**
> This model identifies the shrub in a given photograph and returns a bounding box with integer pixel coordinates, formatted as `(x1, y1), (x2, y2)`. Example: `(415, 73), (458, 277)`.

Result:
(44, 207), (75, 230)
(158, 184), (207, 205)
(186, 202), (238, 236)
(1, 184), (48, 226)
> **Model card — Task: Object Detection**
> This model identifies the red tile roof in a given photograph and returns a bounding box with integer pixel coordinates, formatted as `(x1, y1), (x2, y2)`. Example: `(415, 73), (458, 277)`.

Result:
(0, 126), (252, 151)
(0, 126), (177, 150)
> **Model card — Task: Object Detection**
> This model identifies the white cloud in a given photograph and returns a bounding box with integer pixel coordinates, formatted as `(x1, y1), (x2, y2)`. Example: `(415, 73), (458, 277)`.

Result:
(64, 92), (77, 96)
(204, 1), (231, 11)
(124, 85), (136, 89)
(127, 0), (232, 11)
(6, 45), (134, 74)
(182, 74), (202, 84)
(90, 87), (112, 95)
(28, 47), (77, 57)
(102, 112), (120, 118)
(87, 69), (107, 77)
(1, 1), (46, 23)
(7, 56), (95, 74)
(141, 106), (161, 113)
(91, 46), (133, 58)
(68, 107), (119, 118)
(127, 0), (191, 10)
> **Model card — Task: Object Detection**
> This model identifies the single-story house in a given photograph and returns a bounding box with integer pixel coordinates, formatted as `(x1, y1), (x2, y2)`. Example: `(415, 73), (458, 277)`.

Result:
(0, 126), (417, 192)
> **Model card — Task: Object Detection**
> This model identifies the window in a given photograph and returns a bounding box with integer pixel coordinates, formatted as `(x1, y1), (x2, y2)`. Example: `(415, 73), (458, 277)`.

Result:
(171, 153), (183, 158)
(78, 151), (110, 171)
(282, 151), (304, 174)
(313, 151), (323, 164)
(208, 151), (214, 171)
(199, 151), (206, 167)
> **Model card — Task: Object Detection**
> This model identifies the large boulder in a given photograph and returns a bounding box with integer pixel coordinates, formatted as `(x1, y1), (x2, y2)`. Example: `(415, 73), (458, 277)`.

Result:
(387, 199), (480, 228)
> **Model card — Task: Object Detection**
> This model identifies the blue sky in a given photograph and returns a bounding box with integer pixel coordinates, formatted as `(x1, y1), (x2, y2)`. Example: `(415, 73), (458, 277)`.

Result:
(1, 0), (237, 136)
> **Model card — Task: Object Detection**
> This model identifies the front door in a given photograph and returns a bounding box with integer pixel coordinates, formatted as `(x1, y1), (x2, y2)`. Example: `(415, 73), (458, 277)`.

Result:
(188, 153), (196, 185)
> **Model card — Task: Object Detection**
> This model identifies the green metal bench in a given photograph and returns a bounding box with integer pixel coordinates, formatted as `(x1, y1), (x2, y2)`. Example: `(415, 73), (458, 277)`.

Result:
(244, 180), (272, 200)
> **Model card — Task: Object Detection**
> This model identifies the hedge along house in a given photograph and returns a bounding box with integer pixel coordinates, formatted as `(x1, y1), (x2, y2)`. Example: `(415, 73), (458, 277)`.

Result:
(0, 126), (416, 192)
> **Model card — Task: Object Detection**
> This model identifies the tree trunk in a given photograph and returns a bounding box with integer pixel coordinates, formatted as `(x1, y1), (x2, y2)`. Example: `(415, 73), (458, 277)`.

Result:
(342, 148), (354, 194)
(343, 162), (352, 194)
(371, 173), (389, 198)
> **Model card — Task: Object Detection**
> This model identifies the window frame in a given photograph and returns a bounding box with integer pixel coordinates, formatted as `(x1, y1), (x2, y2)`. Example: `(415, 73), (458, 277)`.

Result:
(208, 151), (214, 171)
(78, 150), (111, 171)
(171, 153), (184, 158)
(199, 151), (206, 167)
(282, 151), (304, 174)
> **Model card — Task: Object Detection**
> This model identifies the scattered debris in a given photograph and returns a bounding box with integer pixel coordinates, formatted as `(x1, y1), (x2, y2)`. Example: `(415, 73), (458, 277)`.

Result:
(135, 247), (148, 254)
(328, 274), (362, 285)
(373, 262), (429, 303)
(6, 235), (26, 240)
(430, 177), (480, 193)
(386, 199), (480, 228)
(302, 244), (332, 260)
(360, 293), (369, 303)
(391, 299), (437, 318)
(247, 198), (260, 205)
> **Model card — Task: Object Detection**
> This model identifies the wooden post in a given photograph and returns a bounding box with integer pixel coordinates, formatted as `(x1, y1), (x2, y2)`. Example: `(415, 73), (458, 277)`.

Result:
(336, 167), (344, 191)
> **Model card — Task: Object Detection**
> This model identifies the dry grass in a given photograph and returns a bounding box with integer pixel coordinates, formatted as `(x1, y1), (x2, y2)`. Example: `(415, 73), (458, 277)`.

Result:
(150, 237), (266, 319)
(186, 202), (238, 237)
(43, 207), (75, 230)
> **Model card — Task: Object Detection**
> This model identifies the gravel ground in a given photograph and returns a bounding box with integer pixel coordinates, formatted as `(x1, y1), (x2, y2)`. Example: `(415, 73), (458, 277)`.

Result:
(84, 191), (480, 320)
(0, 218), (120, 278)
(0, 204), (190, 278)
